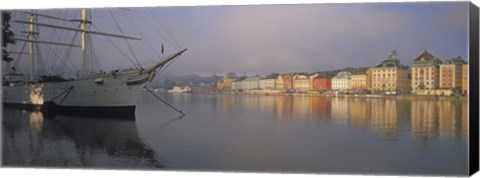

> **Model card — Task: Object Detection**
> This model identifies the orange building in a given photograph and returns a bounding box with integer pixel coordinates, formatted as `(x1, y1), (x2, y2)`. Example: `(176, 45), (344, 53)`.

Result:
(439, 57), (466, 91)
(281, 73), (294, 90)
(462, 63), (469, 94)
(312, 77), (331, 90)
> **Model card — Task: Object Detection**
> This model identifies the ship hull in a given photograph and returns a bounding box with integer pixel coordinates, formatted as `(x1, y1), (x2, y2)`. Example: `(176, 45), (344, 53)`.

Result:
(3, 70), (150, 119)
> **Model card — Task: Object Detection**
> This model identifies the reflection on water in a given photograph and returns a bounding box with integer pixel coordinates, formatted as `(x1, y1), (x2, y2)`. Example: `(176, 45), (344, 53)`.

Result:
(139, 94), (467, 175)
(2, 108), (162, 169)
(3, 93), (468, 175)
(212, 95), (467, 142)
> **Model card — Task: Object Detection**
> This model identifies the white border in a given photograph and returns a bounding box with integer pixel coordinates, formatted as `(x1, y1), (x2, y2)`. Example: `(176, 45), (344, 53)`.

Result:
(1, 0), (478, 178)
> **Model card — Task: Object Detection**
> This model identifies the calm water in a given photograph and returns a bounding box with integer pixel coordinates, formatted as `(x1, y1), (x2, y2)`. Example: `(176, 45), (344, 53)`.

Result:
(2, 93), (469, 175)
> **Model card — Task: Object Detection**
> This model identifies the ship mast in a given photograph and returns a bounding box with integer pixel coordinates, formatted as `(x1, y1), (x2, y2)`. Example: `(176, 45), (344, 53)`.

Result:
(14, 9), (142, 78)
(28, 12), (34, 81)
(81, 9), (87, 77)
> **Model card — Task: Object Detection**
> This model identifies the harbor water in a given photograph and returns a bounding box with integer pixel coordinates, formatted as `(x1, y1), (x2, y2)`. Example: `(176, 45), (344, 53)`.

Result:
(2, 92), (469, 175)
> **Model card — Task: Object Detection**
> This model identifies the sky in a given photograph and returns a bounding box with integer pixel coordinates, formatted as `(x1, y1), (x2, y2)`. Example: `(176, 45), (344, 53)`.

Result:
(4, 1), (470, 77)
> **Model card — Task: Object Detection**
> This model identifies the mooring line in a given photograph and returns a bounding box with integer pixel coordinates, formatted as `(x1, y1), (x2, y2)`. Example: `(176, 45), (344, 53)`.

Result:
(49, 86), (74, 103)
(143, 86), (186, 118)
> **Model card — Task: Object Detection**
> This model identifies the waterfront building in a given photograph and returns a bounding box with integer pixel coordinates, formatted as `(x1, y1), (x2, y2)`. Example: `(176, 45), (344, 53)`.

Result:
(366, 68), (373, 90)
(259, 78), (276, 90)
(351, 70), (368, 90)
(439, 57), (466, 92)
(312, 77), (332, 90)
(293, 74), (310, 92)
(275, 75), (284, 90)
(462, 63), (469, 94)
(231, 80), (240, 90)
(281, 73), (294, 90)
(238, 76), (261, 90)
(411, 50), (442, 93)
(332, 71), (352, 90)
(216, 72), (237, 90)
(371, 50), (410, 93)
(308, 74), (319, 90)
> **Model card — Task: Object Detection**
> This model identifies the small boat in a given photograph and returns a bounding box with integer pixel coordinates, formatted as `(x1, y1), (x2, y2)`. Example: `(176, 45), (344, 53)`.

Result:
(168, 86), (192, 93)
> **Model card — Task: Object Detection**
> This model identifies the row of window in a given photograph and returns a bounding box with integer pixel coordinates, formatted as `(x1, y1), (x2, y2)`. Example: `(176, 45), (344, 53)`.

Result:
(373, 83), (396, 87)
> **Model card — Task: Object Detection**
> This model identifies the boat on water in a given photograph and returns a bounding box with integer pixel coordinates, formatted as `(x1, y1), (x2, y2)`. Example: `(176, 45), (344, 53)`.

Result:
(1, 9), (187, 118)
(168, 86), (192, 93)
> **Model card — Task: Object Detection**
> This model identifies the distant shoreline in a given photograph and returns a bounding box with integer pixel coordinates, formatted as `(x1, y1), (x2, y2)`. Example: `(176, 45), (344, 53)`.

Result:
(189, 90), (468, 101)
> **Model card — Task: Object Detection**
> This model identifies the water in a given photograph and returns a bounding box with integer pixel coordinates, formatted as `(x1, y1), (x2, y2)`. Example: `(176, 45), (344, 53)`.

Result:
(2, 92), (469, 176)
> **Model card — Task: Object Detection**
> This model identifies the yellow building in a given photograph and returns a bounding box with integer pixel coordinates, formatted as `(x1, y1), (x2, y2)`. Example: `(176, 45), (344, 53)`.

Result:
(366, 68), (373, 90)
(462, 63), (469, 94)
(411, 50), (442, 93)
(216, 72), (237, 90)
(351, 71), (367, 90)
(439, 57), (466, 92)
(275, 75), (284, 90)
(371, 50), (410, 93)
(293, 74), (310, 92)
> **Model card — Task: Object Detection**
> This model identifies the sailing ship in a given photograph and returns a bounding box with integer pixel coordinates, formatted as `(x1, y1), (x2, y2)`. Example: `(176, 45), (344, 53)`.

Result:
(2, 9), (187, 118)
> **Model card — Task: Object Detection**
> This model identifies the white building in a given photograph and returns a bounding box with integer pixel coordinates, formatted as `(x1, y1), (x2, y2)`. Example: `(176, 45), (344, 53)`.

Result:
(332, 71), (352, 90)
(259, 78), (276, 89)
(239, 76), (261, 90)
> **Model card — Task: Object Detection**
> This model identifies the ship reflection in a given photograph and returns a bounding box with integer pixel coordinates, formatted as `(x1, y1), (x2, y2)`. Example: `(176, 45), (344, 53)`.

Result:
(218, 95), (467, 141)
(2, 108), (163, 168)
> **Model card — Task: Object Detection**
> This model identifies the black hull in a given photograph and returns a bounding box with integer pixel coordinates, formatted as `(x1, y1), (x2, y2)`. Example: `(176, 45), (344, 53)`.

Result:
(3, 102), (136, 119)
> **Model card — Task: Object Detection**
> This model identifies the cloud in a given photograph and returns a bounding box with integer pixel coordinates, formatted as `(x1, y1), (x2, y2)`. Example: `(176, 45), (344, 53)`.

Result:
(167, 4), (414, 75)
(8, 3), (468, 77)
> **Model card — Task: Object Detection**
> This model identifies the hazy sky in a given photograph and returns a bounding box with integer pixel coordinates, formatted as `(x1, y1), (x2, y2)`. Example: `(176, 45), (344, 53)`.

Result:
(7, 2), (469, 76)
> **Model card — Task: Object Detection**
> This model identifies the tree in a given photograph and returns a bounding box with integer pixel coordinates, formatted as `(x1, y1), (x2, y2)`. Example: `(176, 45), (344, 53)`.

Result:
(2, 11), (16, 63)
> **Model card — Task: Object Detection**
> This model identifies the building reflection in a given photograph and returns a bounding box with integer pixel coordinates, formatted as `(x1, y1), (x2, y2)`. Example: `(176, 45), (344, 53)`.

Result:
(349, 98), (367, 127)
(310, 96), (331, 119)
(410, 99), (467, 142)
(411, 100), (438, 141)
(437, 100), (458, 140)
(217, 94), (466, 142)
(331, 97), (350, 125)
(369, 99), (398, 140)
(273, 96), (292, 120)
(292, 96), (311, 121)
(460, 100), (468, 140)
(220, 95), (240, 115)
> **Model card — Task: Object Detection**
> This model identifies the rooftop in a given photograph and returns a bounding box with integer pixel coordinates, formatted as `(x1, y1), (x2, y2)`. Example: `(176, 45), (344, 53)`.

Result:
(442, 56), (466, 65)
(412, 49), (442, 66)
(375, 50), (407, 68)
(333, 71), (352, 79)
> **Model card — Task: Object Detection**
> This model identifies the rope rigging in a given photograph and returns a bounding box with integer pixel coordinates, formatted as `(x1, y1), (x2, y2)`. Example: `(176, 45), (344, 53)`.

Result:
(108, 10), (142, 69)
(144, 86), (185, 118)
(91, 23), (140, 69)
(6, 8), (185, 81)
(121, 10), (162, 60)
(146, 9), (182, 50)
(132, 9), (182, 52)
